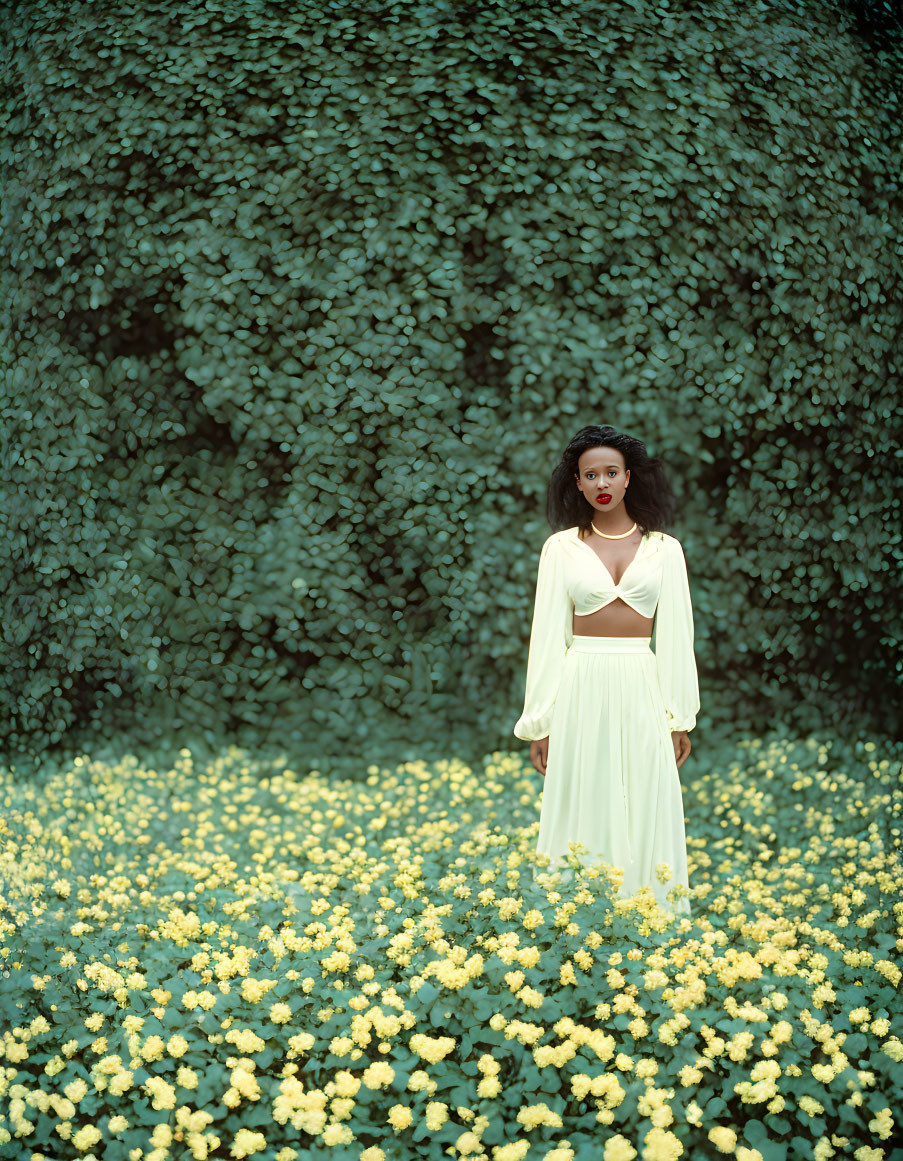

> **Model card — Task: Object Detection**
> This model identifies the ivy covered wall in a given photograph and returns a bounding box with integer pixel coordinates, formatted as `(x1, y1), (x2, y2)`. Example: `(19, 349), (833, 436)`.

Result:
(1, 0), (901, 775)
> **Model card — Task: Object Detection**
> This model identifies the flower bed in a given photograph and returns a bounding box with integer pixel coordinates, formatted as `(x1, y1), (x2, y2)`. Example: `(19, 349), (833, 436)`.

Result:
(1, 734), (900, 1160)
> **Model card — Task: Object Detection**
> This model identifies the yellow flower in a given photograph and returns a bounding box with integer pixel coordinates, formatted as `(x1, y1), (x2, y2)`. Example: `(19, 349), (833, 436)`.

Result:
(269, 1002), (292, 1025)
(333, 1070), (361, 1099)
(603, 1135), (637, 1161)
(387, 1104), (412, 1131)
(867, 1107), (894, 1140)
(516, 1102), (563, 1129)
(477, 1075), (502, 1098)
(544, 1146), (576, 1161)
(409, 1033), (456, 1064)
(323, 1123), (354, 1146)
(240, 977), (277, 1003)
(150, 1122), (173, 1147)
(641, 1126), (683, 1160)
(425, 1101), (449, 1130)
(750, 1060), (781, 1082)
(570, 1073), (593, 1100)
(637, 1086), (674, 1129)
(504, 1021), (546, 1046)
(362, 1062), (395, 1089)
(231, 1128), (267, 1157)
(140, 1034), (167, 1063)
(166, 1034), (190, 1058)
(735, 1077), (778, 1105)
(287, 1031), (315, 1056)
(769, 1020), (793, 1044)
(455, 1130), (482, 1153)
(226, 1028), (266, 1054)
(71, 1125), (102, 1151)
(63, 1077), (88, 1103)
(811, 982), (836, 1007)
(708, 1125), (737, 1152)
(493, 1143), (532, 1161)
(727, 1031), (756, 1062)
(518, 945), (541, 969)
(145, 1076), (177, 1111)
(560, 961), (578, 986)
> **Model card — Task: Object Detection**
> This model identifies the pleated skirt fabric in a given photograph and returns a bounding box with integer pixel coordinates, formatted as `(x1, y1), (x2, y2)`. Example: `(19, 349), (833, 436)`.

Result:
(537, 635), (692, 916)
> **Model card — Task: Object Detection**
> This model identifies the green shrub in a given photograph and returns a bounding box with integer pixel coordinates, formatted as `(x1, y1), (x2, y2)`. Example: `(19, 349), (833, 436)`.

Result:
(1, 0), (902, 773)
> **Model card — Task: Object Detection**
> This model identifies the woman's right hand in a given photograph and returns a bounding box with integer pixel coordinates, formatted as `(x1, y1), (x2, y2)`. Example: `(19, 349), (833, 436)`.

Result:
(529, 736), (549, 777)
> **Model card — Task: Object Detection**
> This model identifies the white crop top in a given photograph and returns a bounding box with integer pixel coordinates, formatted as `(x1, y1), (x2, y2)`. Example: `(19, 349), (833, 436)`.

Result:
(513, 527), (700, 741)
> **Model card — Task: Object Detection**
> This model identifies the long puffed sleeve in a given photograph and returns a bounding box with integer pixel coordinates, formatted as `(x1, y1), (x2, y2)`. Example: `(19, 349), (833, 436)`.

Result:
(653, 537), (700, 733)
(514, 534), (574, 741)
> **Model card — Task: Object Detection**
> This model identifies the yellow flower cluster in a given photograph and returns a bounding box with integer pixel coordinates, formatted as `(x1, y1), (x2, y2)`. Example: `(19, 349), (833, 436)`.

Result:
(516, 1101), (563, 1129)
(476, 1053), (502, 1099)
(240, 976), (279, 1003)
(429, 950), (485, 990)
(224, 1027), (266, 1054)
(409, 1032), (456, 1064)
(1, 737), (900, 1156)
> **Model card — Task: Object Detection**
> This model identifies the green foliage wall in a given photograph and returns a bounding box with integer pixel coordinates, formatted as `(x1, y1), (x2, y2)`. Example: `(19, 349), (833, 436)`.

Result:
(1, 0), (901, 773)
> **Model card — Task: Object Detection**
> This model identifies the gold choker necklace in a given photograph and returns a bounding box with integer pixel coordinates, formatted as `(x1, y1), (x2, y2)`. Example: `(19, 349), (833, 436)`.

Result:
(590, 520), (637, 540)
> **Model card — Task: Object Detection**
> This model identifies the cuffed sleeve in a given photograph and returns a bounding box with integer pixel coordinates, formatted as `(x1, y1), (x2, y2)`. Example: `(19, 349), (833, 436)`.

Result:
(653, 537), (700, 733)
(514, 534), (573, 741)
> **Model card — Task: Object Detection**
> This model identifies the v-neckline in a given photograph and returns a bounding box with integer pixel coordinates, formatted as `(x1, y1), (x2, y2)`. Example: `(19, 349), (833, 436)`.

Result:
(571, 527), (649, 588)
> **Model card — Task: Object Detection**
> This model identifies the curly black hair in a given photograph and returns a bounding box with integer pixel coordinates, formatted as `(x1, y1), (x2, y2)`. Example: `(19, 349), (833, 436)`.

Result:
(546, 425), (677, 535)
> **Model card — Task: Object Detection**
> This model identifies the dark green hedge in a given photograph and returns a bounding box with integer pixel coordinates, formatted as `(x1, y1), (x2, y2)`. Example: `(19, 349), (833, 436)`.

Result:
(1, 0), (901, 775)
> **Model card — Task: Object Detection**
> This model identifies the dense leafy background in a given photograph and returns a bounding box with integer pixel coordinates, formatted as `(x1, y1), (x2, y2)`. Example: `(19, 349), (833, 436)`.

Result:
(1, 0), (902, 777)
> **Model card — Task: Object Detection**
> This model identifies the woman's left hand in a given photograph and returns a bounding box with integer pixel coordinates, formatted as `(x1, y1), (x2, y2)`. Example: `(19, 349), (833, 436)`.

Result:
(671, 730), (692, 770)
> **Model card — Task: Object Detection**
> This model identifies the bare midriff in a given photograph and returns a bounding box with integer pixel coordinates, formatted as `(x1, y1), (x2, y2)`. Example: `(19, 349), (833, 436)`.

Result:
(573, 599), (654, 637)
(573, 528), (654, 638)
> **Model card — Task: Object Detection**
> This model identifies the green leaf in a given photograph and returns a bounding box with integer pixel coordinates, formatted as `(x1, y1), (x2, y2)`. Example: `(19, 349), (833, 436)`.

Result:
(416, 982), (439, 1006)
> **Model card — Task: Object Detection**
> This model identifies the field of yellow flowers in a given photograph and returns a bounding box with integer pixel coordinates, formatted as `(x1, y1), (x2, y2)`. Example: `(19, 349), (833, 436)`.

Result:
(1, 734), (901, 1161)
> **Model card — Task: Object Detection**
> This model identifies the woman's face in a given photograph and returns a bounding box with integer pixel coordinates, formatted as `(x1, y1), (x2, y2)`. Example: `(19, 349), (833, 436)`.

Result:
(574, 446), (630, 514)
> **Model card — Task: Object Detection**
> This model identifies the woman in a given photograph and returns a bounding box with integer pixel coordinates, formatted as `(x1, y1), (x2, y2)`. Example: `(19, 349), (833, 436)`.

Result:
(514, 424), (699, 915)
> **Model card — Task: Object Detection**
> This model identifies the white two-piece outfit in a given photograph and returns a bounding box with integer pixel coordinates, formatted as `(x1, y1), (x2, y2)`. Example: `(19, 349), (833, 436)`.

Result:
(514, 527), (700, 915)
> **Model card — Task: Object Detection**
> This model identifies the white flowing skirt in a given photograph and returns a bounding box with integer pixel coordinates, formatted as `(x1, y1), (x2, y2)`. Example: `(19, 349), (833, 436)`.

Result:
(537, 635), (692, 916)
